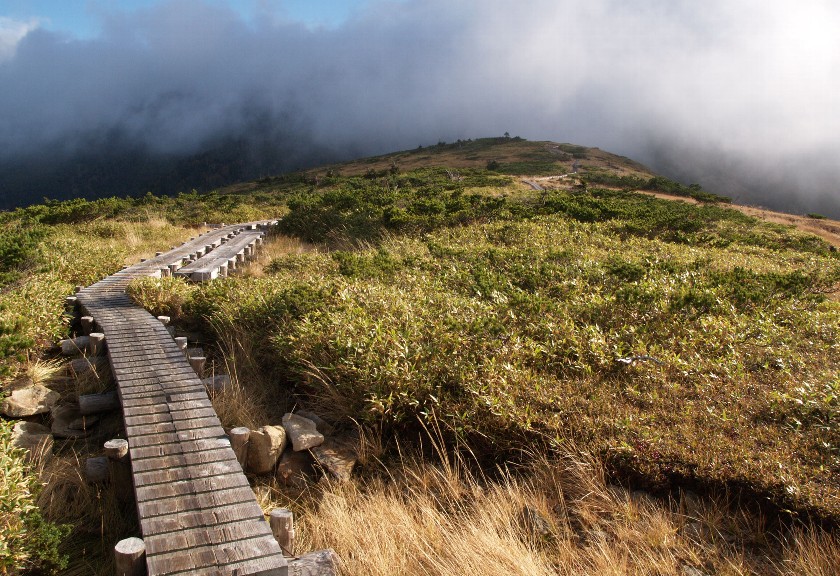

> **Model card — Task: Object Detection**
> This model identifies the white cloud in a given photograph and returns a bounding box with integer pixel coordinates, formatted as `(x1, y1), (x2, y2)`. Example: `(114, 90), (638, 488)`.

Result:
(0, 17), (40, 63)
(0, 0), (838, 214)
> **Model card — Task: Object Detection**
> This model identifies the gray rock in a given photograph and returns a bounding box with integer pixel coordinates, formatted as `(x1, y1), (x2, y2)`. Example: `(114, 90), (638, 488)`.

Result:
(51, 404), (92, 438)
(289, 549), (339, 576)
(201, 374), (231, 395)
(310, 437), (357, 482)
(282, 413), (324, 452)
(296, 410), (335, 436)
(68, 414), (100, 431)
(60, 336), (90, 356)
(1, 383), (60, 417)
(69, 356), (107, 376)
(246, 425), (288, 475)
(277, 450), (315, 487)
(11, 421), (53, 462)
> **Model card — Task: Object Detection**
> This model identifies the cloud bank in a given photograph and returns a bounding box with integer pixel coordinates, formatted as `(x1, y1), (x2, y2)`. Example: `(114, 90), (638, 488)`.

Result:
(1, 0), (839, 216)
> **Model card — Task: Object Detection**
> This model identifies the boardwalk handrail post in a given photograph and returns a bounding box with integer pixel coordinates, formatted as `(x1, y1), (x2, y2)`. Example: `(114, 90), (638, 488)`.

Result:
(115, 537), (147, 576)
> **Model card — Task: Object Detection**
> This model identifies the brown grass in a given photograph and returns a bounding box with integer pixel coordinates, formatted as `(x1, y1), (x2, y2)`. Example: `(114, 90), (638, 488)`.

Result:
(253, 444), (840, 576)
(240, 233), (319, 279)
(34, 452), (137, 576)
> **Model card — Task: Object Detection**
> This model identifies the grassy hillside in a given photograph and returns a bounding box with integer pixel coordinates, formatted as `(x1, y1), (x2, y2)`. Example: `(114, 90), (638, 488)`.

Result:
(1, 137), (838, 574)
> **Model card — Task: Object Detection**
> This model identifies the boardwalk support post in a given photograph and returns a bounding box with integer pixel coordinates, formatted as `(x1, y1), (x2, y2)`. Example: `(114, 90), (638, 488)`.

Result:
(90, 333), (106, 356)
(65, 296), (78, 312)
(79, 390), (120, 414)
(188, 356), (206, 375)
(270, 508), (295, 557)
(105, 439), (132, 502)
(230, 427), (250, 468)
(81, 316), (95, 334)
(115, 537), (146, 576)
(85, 456), (110, 484)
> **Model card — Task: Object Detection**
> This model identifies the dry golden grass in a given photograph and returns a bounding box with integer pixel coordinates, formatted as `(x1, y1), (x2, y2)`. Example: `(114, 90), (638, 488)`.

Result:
(252, 440), (840, 576)
(18, 358), (65, 387)
(206, 309), (289, 430)
(241, 233), (319, 278)
(34, 452), (137, 576)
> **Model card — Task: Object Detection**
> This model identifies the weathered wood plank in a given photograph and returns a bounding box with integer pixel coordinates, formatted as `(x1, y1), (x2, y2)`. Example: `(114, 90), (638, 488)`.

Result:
(132, 459), (243, 488)
(75, 221), (286, 576)
(137, 485), (258, 519)
(135, 472), (249, 503)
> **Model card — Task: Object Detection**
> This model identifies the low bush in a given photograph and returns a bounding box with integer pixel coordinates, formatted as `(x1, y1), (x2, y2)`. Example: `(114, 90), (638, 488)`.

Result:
(0, 421), (69, 574)
(188, 213), (840, 517)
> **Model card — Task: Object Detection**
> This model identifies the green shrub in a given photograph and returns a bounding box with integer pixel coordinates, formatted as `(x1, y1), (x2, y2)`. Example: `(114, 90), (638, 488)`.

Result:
(0, 421), (70, 574)
(0, 220), (49, 286)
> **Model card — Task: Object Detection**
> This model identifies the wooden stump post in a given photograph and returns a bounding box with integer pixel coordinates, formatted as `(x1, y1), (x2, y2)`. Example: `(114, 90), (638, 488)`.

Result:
(174, 337), (188, 352)
(105, 439), (132, 502)
(79, 390), (120, 414)
(115, 537), (146, 576)
(85, 456), (110, 484)
(188, 356), (206, 375)
(89, 332), (106, 356)
(230, 427), (250, 469)
(81, 316), (95, 335)
(270, 509), (295, 557)
(168, 263), (179, 276)
(65, 295), (78, 313)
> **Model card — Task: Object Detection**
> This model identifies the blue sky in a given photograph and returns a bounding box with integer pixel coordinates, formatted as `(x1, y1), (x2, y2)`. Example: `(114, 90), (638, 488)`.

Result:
(0, 0), (370, 37)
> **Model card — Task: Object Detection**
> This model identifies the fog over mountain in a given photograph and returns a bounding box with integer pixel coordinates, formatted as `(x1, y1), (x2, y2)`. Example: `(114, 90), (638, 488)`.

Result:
(1, 0), (839, 217)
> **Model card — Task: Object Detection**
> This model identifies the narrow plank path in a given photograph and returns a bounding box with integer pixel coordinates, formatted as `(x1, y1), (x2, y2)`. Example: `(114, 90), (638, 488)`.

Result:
(76, 222), (287, 576)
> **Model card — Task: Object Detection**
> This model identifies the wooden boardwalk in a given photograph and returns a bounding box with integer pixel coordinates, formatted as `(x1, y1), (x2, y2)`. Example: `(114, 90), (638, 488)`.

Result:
(76, 222), (288, 575)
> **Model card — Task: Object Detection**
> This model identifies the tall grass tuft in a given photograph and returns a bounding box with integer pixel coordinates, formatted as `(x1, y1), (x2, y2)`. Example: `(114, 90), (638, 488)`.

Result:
(262, 443), (840, 576)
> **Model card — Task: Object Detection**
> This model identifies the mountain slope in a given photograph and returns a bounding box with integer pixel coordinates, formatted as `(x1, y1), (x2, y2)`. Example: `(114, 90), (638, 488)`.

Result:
(1, 137), (838, 575)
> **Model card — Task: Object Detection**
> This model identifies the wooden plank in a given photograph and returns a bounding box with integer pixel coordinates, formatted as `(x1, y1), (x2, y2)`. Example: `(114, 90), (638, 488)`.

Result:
(130, 391), (209, 407)
(137, 485), (258, 519)
(134, 472), (249, 503)
(130, 436), (230, 461)
(124, 406), (219, 428)
(129, 425), (227, 448)
(144, 518), (273, 556)
(146, 535), (282, 574)
(129, 446), (233, 473)
(132, 459), (243, 488)
(123, 398), (213, 418)
(140, 501), (265, 536)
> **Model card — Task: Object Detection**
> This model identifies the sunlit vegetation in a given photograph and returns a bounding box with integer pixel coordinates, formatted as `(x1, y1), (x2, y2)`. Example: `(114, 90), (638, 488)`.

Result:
(2, 137), (839, 573)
